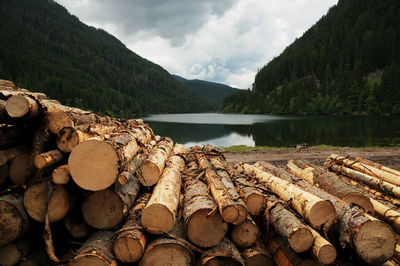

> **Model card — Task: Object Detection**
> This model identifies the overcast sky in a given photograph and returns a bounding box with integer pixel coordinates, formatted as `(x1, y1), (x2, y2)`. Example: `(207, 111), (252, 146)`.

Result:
(56, 0), (338, 89)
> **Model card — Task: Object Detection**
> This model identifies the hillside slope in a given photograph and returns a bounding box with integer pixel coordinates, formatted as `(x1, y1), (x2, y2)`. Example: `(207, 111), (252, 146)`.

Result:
(223, 0), (400, 115)
(0, 0), (215, 117)
(173, 75), (239, 108)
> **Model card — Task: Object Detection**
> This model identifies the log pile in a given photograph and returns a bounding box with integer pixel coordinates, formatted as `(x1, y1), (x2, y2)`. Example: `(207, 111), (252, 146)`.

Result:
(0, 80), (399, 265)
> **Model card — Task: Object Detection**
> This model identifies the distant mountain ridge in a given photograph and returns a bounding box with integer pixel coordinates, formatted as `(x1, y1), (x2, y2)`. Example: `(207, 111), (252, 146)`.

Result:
(173, 75), (239, 108)
(0, 0), (215, 117)
(223, 0), (400, 115)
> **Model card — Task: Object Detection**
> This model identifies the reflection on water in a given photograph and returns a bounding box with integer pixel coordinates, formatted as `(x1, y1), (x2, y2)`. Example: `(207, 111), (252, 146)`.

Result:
(142, 114), (400, 147)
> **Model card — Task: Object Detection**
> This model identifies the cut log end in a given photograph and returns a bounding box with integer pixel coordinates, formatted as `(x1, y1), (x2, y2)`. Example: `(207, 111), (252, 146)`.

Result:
(288, 227), (314, 253)
(202, 257), (243, 266)
(82, 189), (124, 230)
(354, 219), (396, 265)
(69, 139), (119, 191)
(114, 235), (145, 263)
(186, 209), (228, 248)
(316, 243), (337, 265)
(245, 193), (266, 216)
(47, 111), (74, 134)
(9, 154), (31, 184)
(0, 200), (23, 246)
(139, 241), (194, 266)
(231, 219), (260, 248)
(142, 203), (175, 234)
(69, 255), (111, 266)
(245, 254), (274, 266)
(308, 200), (336, 229)
(221, 205), (239, 223)
(139, 161), (160, 186)
(5, 95), (36, 118)
(342, 193), (374, 214)
(0, 243), (22, 266)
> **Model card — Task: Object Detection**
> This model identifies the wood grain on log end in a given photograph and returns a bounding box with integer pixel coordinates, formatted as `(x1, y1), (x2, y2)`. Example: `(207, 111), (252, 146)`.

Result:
(114, 233), (146, 263)
(186, 209), (228, 248)
(231, 216), (260, 248)
(308, 200), (336, 229)
(69, 139), (119, 191)
(139, 161), (161, 186)
(288, 227), (314, 253)
(0, 243), (23, 266)
(342, 192), (374, 214)
(47, 111), (74, 134)
(52, 164), (70, 185)
(82, 189), (124, 230)
(315, 242), (337, 265)
(221, 205), (239, 224)
(245, 193), (266, 216)
(142, 203), (175, 234)
(23, 183), (70, 223)
(5, 95), (39, 118)
(9, 154), (31, 184)
(354, 218), (396, 265)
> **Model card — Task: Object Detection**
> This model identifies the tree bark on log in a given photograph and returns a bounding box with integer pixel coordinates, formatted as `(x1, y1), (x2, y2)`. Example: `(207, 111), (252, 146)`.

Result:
(33, 150), (64, 170)
(69, 132), (140, 191)
(242, 163), (336, 230)
(82, 176), (140, 229)
(0, 237), (33, 266)
(283, 161), (396, 265)
(232, 174), (266, 216)
(52, 164), (70, 185)
(209, 155), (248, 225)
(231, 214), (260, 248)
(242, 239), (274, 266)
(69, 231), (117, 266)
(137, 137), (174, 186)
(329, 154), (400, 186)
(141, 144), (186, 234)
(265, 234), (319, 266)
(139, 218), (195, 266)
(0, 194), (30, 246)
(355, 156), (400, 177)
(23, 181), (70, 223)
(265, 196), (314, 253)
(113, 192), (150, 263)
(306, 225), (337, 264)
(200, 237), (245, 266)
(327, 162), (400, 198)
(289, 159), (374, 214)
(193, 146), (247, 225)
(182, 155), (228, 248)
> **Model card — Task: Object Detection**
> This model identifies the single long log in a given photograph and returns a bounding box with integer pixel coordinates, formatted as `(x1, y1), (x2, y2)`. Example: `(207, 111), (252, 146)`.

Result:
(139, 219), (195, 266)
(242, 163), (336, 230)
(9, 153), (31, 185)
(306, 225), (337, 264)
(0, 194), (30, 246)
(194, 146), (246, 225)
(265, 234), (319, 266)
(82, 176), (140, 229)
(141, 144), (186, 234)
(69, 131), (140, 191)
(330, 154), (400, 186)
(265, 196), (314, 253)
(34, 150), (64, 170)
(290, 159), (374, 214)
(370, 199), (400, 232)
(182, 156), (228, 248)
(23, 181), (70, 223)
(327, 162), (400, 198)
(137, 137), (174, 186)
(231, 214), (260, 248)
(70, 231), (117, 266)
(200, 237), (245, 266)
(52, 164), (70, 185)
(284, 161), (396, 265)
(355, 156), (400, 177)
(209, 155), (248, 225)
(113, 192), (150, 263)
(242, 239), (274, 266)
(0, 238), (33, 266)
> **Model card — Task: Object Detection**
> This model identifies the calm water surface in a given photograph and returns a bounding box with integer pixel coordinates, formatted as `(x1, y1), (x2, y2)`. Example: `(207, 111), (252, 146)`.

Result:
(142, 113), (400, 147)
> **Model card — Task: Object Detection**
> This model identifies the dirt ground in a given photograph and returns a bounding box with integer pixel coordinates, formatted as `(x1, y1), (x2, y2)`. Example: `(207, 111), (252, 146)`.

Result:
(223, 146), (400, 170)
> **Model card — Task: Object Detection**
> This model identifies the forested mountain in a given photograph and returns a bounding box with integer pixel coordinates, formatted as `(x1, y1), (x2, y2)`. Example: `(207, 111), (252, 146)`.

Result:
(0, 0), (215, 117)
(223, 0), (400, 115)
(173, 75), (239, 108)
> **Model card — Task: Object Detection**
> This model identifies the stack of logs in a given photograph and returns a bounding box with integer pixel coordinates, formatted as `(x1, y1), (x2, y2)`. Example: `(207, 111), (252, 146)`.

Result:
(0, 79), (399, 265)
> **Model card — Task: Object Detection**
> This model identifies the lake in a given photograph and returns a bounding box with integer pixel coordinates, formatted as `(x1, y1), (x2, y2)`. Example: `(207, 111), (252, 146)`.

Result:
(142, 113), (400, 147)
